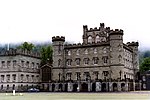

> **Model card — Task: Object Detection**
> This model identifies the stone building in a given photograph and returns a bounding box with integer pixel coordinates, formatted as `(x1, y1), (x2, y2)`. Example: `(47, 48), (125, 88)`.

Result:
(0, 48), (41, 92)
(41, 23), (139, 92)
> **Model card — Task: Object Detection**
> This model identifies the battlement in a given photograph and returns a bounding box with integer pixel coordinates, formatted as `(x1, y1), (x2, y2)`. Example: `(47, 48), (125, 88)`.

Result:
(109, 29), (124, 35)
(52, 36), (65, 42)
(0, 48), (41, 58)
(83, 23), (108, 32)
(126, 42), (139, 46)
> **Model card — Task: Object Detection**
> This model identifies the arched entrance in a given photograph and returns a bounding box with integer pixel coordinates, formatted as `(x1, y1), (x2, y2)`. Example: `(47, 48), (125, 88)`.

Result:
(121, 83), (125, 91)
(52, 84), (55, 92)
(113, 83), (118, 92)
(81, 83), (88, 92)
(41, 65), (51, 83)
(73, 84), (78, 92)
(101, 83), (106, 92)
(64, 84), (68, 92)
(58, 84), (63, 92)
(92, 83), (96, 92)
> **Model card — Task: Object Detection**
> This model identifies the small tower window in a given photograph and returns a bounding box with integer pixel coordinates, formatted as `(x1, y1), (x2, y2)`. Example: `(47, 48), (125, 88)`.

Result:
(94, 48), (97, 54)
(95, 35), (100, 43)
(88, 36), (92, 44)
(85, 49), (88, 54)
(76, 49), (80, 55)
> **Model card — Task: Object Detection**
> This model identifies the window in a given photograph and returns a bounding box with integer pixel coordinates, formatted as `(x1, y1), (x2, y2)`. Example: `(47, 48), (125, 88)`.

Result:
(66, 73), (72, 80)
(6, 75), (10, 82)
(36, 63), (39, 69)
(84, 58), (90, 65)
(68, 50), (71, 56)
(95, 35), (100, 43)
(13, 60), (17, 67)
(103, 71), (109, 77)
(76, 49), (80, 55)
(75, 58), (80, 66)
(26, 75), (29, 82)
(85, 49), (88, 54)
(102, 56), (108, 64)
(143, 76), (146, 81)
(58, 59), (61, 67)
(93, 71), (99, 80)
(31, 62), (34, 68)
(1, 61), (5, 67)
(7, 85), (9, 90)
(1, 75), (4, 82)
(94, 48), (97, 54)
(26, 61), (29, 68)
(7, 61), (11, 67)
(84, 72), (90, 81)
(76, 72), (81, 80)
(12, 74), (16, 82)
(21, 74), (24, 82)
(88, 36), (92, 43)
(1, 85), (3, 90)
(21, 60), (24, 67)
(66, 59), (72, 66)
(93, 57), (99, 65)
(31, 75), (34, 82)
(103, 48), (107, 54)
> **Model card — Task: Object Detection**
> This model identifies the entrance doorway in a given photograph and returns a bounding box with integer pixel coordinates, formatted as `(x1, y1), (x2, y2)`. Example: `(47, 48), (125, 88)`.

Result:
(81, 83), (88, 92)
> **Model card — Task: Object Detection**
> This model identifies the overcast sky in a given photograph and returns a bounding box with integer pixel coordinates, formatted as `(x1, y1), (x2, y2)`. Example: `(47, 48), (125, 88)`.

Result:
(0, 0), (150, 49)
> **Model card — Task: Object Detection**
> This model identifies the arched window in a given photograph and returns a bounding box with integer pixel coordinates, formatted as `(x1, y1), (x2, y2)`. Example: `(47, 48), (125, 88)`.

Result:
(76, 49), (80, 55)
(88, 36), (92, 43)
(95, 35), (100, 43)
(94, 48), (97, 54)
(85, 49), (88, 54)
(58, 59), (61, 67)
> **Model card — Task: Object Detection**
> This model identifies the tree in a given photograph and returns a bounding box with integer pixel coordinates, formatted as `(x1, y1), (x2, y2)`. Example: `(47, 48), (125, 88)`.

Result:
(17, 42), (35, 51)
(140, 57), (150, 73)
(40, 45), (53, 65)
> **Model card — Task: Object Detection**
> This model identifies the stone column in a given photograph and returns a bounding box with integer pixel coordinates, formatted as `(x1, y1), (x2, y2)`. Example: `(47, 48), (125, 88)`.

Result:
(125, 82), (128, 91)
(118, 82), (121, 92)
(96, 82), (101, 92)
(62, 83), (65, 92)
(49, 83), (52, 91)
(109, 82), (112, 92)
(68, 83), (73, 92)
(88, 82), (91, 92)
(55, 83), (59, 92)
(77, 82), (81, 92)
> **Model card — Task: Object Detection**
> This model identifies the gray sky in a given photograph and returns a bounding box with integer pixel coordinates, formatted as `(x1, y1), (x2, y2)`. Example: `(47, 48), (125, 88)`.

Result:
(0, 0), (150, 49)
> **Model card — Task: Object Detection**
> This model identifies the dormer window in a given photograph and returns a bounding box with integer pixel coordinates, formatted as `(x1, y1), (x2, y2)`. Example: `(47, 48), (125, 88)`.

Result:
(88, 36), (92, 43)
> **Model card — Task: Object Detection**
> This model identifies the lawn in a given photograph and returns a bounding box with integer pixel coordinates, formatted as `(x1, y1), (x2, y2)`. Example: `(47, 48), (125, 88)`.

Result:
(0, 91), (150, 100)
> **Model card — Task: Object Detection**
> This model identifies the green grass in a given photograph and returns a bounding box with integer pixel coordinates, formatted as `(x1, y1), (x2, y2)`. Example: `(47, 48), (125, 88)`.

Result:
(0, 92), (150, 100)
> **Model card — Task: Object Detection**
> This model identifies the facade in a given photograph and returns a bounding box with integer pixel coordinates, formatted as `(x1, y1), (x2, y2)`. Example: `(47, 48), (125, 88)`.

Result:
(41, 23), (140, 92)
(0, 48), (41, 92)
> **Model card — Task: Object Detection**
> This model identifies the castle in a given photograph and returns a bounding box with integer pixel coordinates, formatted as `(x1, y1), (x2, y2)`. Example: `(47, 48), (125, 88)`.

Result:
(41, 23), (139, 92)
(0, 23), (140, 92)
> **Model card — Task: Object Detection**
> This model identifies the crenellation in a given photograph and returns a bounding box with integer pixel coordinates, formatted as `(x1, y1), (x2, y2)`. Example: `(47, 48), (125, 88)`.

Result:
(52, 36), (65, 42)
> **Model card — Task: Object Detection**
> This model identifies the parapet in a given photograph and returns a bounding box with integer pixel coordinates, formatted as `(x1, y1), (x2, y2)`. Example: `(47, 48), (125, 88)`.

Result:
(52, 36), (65, 42)
(126, 42), (139, 46)
(83, 23), (106, 32)
(109, 29), (124, 35)
(0, 48), (41, 58)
